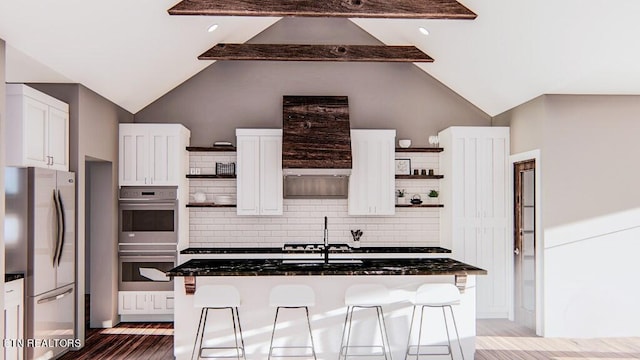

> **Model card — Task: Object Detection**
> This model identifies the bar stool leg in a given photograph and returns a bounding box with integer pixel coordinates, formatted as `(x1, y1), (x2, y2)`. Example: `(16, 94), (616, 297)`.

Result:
(338, 306), (351, 360)
(234, 307), (246, 360)
(191, 308), (206, 360)
(268, 307), (281, 360)
(447, 305), (465, 360)
(404, 306), (417, 360)
(441, 306), (453, 360)
(304, 306), (318, 360)
(416, 306), (425, 360)
(375, 306), (392, 360)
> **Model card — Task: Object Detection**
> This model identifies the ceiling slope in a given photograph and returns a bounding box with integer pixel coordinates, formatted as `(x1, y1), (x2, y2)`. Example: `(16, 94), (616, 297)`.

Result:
(0, 0), (279, 113)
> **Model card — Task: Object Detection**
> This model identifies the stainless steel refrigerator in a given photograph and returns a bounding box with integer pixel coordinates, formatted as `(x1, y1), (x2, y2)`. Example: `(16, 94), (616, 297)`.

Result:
(5, 167), (76, 360)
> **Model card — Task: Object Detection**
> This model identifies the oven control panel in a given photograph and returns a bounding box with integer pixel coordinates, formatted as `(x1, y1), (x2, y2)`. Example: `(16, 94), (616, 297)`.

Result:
(119, 186), (177, 200)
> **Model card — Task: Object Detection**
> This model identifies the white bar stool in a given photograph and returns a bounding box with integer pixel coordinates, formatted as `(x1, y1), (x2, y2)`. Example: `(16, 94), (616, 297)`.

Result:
(339, 284), (393, 359)
(191, 285), (246, 360)
(405, 283), (464, 360)
(268, 284), (317, 360)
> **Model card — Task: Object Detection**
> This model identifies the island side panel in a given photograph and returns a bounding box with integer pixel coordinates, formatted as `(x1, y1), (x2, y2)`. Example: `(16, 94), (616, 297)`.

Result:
(174, 275), (476, 359)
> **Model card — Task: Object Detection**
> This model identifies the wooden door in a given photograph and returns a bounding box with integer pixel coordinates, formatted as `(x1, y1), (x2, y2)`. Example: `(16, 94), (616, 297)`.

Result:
(514, 159), (536, 329)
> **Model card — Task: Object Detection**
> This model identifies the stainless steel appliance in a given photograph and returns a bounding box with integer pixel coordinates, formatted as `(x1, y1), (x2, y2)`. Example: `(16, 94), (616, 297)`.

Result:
(118, 186), (178, 244)
(5, 167), (76, 360)
(118, 186), (178, 291)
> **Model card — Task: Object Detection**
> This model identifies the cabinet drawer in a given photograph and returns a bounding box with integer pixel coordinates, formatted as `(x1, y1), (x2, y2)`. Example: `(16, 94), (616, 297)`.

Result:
(5, 279), (24, 308)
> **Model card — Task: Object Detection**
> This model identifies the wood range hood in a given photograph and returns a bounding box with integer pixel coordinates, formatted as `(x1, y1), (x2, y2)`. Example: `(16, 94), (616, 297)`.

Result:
(282, 96), (351, 176)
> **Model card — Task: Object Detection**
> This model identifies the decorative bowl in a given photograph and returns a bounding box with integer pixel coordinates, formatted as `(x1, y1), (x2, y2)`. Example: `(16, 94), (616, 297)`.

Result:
(398, 139), (411, 148)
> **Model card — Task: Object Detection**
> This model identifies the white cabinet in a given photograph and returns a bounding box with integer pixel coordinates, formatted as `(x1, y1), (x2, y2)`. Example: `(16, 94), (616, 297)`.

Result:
(118, 291), (174, 315)
(236, 129), (283, 216)
(6, 84), (70, 171)
(439, 126), (510, 318)
(4, 278), (24, 360)
(119, 123), (190, 186)
(348, 129), (396, 216)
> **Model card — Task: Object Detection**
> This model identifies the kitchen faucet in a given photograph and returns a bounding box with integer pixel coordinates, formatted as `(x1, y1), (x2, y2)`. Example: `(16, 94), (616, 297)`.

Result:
(324, 216), (329, 264)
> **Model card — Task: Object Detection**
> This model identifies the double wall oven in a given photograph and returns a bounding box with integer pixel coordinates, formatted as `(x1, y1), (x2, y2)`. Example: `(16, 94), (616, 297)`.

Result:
(118, 186), (178, 291)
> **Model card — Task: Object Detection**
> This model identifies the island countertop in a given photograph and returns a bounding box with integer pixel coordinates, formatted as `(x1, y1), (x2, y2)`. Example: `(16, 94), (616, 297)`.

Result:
(180, 246), (451, 255)
(167, 257), (485, 277)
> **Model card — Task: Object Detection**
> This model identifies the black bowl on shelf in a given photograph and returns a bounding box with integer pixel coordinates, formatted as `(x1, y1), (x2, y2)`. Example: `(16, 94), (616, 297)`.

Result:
(410, 199), (423, 205)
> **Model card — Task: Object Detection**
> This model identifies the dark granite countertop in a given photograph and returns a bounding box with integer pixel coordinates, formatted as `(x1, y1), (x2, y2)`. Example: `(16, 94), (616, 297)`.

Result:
(5, 273), (25, 283)
(167, 257), (485, 277)
(181, 246), (451, 255)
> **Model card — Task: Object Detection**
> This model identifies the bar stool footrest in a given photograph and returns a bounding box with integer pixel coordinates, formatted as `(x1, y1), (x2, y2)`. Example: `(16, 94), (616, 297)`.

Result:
(406, 344), (452, 357)
(341, 345), (387, 357)
(269, 345), (316, 358)
(199, 346), (245, 359)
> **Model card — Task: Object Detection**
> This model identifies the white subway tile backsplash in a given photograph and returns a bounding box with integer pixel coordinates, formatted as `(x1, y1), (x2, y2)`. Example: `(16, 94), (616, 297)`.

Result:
(188, 151), (442, 247)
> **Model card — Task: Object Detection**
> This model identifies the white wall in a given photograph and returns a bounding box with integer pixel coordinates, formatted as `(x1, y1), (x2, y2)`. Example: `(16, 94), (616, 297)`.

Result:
(497, 94), (640, 338)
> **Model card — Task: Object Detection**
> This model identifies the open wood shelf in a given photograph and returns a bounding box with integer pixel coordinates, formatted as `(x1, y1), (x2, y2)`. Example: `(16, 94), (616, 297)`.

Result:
(186, 146), (236, 152)
(396, 174), (444, 179)
(186, 203), (236, 208)
(395, 147), (443, 153)
(395, 204), (444, 208)
(186, 174), (236, 179)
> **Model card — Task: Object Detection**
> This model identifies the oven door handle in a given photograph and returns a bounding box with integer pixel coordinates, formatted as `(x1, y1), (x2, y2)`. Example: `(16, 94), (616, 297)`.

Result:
(119, 200), (178, 205)
(119, 255), (177, 261)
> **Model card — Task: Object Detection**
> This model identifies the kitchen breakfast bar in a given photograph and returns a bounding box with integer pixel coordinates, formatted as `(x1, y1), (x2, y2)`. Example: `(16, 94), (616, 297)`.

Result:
(168, 249), (486, 360)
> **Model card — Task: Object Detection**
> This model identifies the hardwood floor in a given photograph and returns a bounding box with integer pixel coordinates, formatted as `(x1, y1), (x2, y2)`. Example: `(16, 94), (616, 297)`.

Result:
(60, 318), (640, 359)
(476, 319), (640, 360)
(58, 322), (174, 360)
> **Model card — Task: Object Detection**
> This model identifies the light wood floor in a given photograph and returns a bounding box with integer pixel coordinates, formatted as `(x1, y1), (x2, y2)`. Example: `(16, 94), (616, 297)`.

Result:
(61, 319), (640, 359)
(476, 319), (640, 360)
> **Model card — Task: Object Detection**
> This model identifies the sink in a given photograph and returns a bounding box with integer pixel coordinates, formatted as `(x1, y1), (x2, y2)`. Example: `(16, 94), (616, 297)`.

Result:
(281, 259), (363, 265)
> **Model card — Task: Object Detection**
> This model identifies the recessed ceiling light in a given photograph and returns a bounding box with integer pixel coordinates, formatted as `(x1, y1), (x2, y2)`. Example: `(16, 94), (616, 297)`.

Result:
(418, 27), (430, 36)
(207, 24), (219, 32)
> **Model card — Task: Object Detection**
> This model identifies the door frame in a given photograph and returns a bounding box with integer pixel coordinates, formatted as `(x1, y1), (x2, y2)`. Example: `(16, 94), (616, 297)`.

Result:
(509, 149), (544, 336)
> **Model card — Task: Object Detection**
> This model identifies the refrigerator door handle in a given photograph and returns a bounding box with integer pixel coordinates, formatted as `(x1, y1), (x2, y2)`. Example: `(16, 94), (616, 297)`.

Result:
(37, 287), (74, 304)
(52, 190), (62, 266)
(56, 189), (66, 266)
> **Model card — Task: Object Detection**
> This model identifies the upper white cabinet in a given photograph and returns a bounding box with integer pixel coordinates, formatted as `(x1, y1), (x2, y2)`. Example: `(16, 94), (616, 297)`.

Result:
(6, 84), (70, 171)
(348, 129), (396, 216)
(119, 123), (190, 186)
(439, 126), (510, 318)
(236, 129), (283, 216)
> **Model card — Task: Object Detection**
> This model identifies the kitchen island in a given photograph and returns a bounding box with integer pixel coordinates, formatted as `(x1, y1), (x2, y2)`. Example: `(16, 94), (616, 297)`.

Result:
(168, 253), (485, 360)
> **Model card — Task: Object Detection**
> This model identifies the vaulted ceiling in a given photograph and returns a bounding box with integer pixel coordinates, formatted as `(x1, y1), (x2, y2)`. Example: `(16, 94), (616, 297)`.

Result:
(2, 0), (640, 116)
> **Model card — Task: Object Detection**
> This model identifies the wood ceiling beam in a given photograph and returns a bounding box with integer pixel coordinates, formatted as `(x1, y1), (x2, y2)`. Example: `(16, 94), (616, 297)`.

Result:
(168, 0), (476, 19)
(198, 44), (434, 62)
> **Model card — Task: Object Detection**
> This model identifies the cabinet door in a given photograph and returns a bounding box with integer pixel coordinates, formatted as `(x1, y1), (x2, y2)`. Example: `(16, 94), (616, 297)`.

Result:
(47, 106), (69, 171)
(119, 129), (149, 186)
(236, 135), (260, 215)
(148, 131), (180, 185)
(23, 97), (50, 168)
(348, 130), (395, 215)
(118, 292), (149, 314)
(4, 279), (24, 360)
(149, 292), (174, 314)
(259, 135), (283, 215)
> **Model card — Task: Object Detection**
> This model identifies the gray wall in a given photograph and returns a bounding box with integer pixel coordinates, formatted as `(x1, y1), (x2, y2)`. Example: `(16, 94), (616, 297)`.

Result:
(29, 84), (133, 339)
(135, 18), (490, 146)
(1, 38), (7, 332)
(495, 94), (640, 337)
